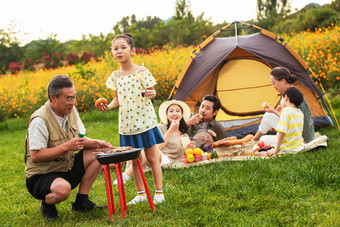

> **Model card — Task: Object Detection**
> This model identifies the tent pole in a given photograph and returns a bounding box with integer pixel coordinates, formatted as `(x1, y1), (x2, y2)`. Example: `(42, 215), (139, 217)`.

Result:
(318, 82), (340, 130)
(309, 68), (340, 130)
(167, 86), (176, 101)
(234, 21), (238, 45)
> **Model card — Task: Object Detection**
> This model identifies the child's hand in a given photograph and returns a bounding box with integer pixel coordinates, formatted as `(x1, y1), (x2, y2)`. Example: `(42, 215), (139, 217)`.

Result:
(266, 148), (278, 157)
(144, 89), (156, 98)
(97, 103), (109, 112)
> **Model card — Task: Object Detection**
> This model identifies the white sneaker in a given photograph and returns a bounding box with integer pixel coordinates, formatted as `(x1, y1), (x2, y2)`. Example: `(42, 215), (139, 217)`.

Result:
(127, 195), (147, 205)
(153, 194), (165, 204)
(113, 173), (131, 185)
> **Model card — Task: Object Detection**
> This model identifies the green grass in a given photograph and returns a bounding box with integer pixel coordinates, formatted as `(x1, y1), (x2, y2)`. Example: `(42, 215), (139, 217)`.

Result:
(0, 104), (339, 226)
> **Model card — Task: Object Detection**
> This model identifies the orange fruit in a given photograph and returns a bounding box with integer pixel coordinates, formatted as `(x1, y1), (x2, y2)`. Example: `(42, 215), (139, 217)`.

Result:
(185, 148), (194, 156)
(194, 148), (203, 156)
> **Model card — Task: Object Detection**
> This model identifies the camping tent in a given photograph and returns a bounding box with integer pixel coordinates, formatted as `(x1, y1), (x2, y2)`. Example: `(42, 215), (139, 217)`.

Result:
(171, 22), (334, 138)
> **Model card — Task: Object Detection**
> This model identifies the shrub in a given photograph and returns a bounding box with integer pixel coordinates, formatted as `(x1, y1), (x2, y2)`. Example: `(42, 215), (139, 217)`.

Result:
(66, 53), (79, 65)
(23, 58), (34, 71)
(52, 53), (64, 68)
(81, 52), (96, 64)
(8, 62), (22, 74)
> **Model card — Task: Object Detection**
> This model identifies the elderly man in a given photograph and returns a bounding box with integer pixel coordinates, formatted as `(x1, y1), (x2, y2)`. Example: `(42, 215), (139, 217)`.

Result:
(186, 95), (226, 149)
(25, 75), (112, 220)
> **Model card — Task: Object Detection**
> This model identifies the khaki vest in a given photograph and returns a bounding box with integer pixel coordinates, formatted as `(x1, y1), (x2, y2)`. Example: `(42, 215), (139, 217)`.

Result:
(25, 101), (79, 178)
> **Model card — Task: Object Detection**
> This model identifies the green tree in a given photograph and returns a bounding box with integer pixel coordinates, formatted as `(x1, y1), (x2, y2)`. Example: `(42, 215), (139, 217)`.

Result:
(257, 0), (291, 20)
(174, 0), (194, 21)
(65, 32), (114, 57)
(23, 35), (66, 62)
(330, 0), (340, 11)
(0, 23), (24, 74)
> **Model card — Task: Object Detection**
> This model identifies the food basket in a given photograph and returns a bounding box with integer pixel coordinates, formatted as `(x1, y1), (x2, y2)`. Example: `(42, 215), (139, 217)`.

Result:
(95, 148), (143, 165)
(214, 141), (255, 158)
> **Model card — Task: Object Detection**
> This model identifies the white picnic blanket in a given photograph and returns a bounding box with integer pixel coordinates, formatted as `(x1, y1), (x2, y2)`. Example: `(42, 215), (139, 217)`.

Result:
(162, 133), (328, 169)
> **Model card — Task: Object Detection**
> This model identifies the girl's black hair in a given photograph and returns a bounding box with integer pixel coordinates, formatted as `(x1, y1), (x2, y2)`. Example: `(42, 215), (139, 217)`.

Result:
(112, 33), (134, 49)
(282, 86), (304, 107)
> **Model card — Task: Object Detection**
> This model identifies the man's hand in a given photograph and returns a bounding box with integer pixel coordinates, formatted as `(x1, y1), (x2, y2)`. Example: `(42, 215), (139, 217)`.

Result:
(186, 114), (202, 126)
(66, 137), (85, 151)
(96, 140), (113, 149)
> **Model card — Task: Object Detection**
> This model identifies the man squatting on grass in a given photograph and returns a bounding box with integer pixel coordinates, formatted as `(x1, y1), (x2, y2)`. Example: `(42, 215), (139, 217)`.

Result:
(25, 75), (112, 220)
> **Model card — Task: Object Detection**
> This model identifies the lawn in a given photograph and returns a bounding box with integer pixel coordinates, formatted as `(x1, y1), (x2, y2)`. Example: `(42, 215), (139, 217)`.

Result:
(0, 102), (339, 226)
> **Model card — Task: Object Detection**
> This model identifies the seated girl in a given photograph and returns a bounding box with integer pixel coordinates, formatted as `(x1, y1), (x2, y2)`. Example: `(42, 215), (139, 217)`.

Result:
(115, 100), (195, 184)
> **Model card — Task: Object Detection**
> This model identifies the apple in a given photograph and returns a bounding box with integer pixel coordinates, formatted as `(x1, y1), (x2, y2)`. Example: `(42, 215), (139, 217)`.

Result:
(194, 155), (201, 162)
(262, 144), (270, 149)
(258, 141), (265, 148)
(182, 155), (188, 164)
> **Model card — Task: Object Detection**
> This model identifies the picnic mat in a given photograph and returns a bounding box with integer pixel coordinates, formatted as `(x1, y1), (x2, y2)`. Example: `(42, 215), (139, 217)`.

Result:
(162, 133), (328, 170)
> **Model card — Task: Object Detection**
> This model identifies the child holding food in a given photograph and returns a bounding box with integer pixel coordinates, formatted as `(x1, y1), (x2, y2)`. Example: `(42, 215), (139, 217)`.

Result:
(96, 33), (165, 204)
(253, 67), (315, 143)
(256, 86), (305, 157)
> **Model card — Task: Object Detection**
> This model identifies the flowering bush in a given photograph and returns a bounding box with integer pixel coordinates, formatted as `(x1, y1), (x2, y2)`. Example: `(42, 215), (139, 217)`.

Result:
(0, 26), (339, 121)
(67, 53), (79, 65)
(8, 62), (22, 74)
(282, 24), (340, 89)
(23, 58), (34, 71)
(81, 52), (96, 64)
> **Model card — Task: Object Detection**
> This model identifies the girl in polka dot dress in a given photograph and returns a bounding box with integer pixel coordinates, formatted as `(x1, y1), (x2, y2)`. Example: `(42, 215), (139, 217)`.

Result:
(97, 34), (165, 204)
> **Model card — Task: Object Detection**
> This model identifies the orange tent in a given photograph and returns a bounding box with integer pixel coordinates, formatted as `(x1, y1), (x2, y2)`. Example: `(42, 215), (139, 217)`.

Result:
(171, 22), (335, 138)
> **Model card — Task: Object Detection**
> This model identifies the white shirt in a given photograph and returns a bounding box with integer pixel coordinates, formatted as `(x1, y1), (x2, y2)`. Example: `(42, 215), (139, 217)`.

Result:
(28, 104), (85, 150)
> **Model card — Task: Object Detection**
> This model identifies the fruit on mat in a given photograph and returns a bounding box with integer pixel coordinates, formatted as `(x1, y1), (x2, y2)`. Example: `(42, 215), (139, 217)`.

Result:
(194, 155), (201, 162)
(187, 154), (195, 163)
(194, 148), (203, 156)
(262, 144), (271, 149)
(210, 150), (218, 159)
(257, 141), (264, 148)
(185, 148), (194, 156)
(182, 155), (188, 164)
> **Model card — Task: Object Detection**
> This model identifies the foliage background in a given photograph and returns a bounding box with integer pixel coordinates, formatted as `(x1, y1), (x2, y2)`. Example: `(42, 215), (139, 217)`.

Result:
(0, 25), (339, 123)
(0, 0), (339, 74)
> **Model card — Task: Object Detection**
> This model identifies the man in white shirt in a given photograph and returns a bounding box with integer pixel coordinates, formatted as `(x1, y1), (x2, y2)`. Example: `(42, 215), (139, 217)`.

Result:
(25, 75), (112, 220)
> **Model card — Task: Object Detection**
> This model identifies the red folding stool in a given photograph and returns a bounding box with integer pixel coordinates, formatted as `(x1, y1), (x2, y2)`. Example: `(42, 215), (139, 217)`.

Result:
(96, 148), (154, 221)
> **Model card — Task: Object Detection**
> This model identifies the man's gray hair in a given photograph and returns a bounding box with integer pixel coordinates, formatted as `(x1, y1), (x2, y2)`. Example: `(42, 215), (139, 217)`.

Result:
(47, 75), (73, 101)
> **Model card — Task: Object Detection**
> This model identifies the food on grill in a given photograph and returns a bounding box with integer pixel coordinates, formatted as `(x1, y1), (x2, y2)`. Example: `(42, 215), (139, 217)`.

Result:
(98, 146), (133, 153)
